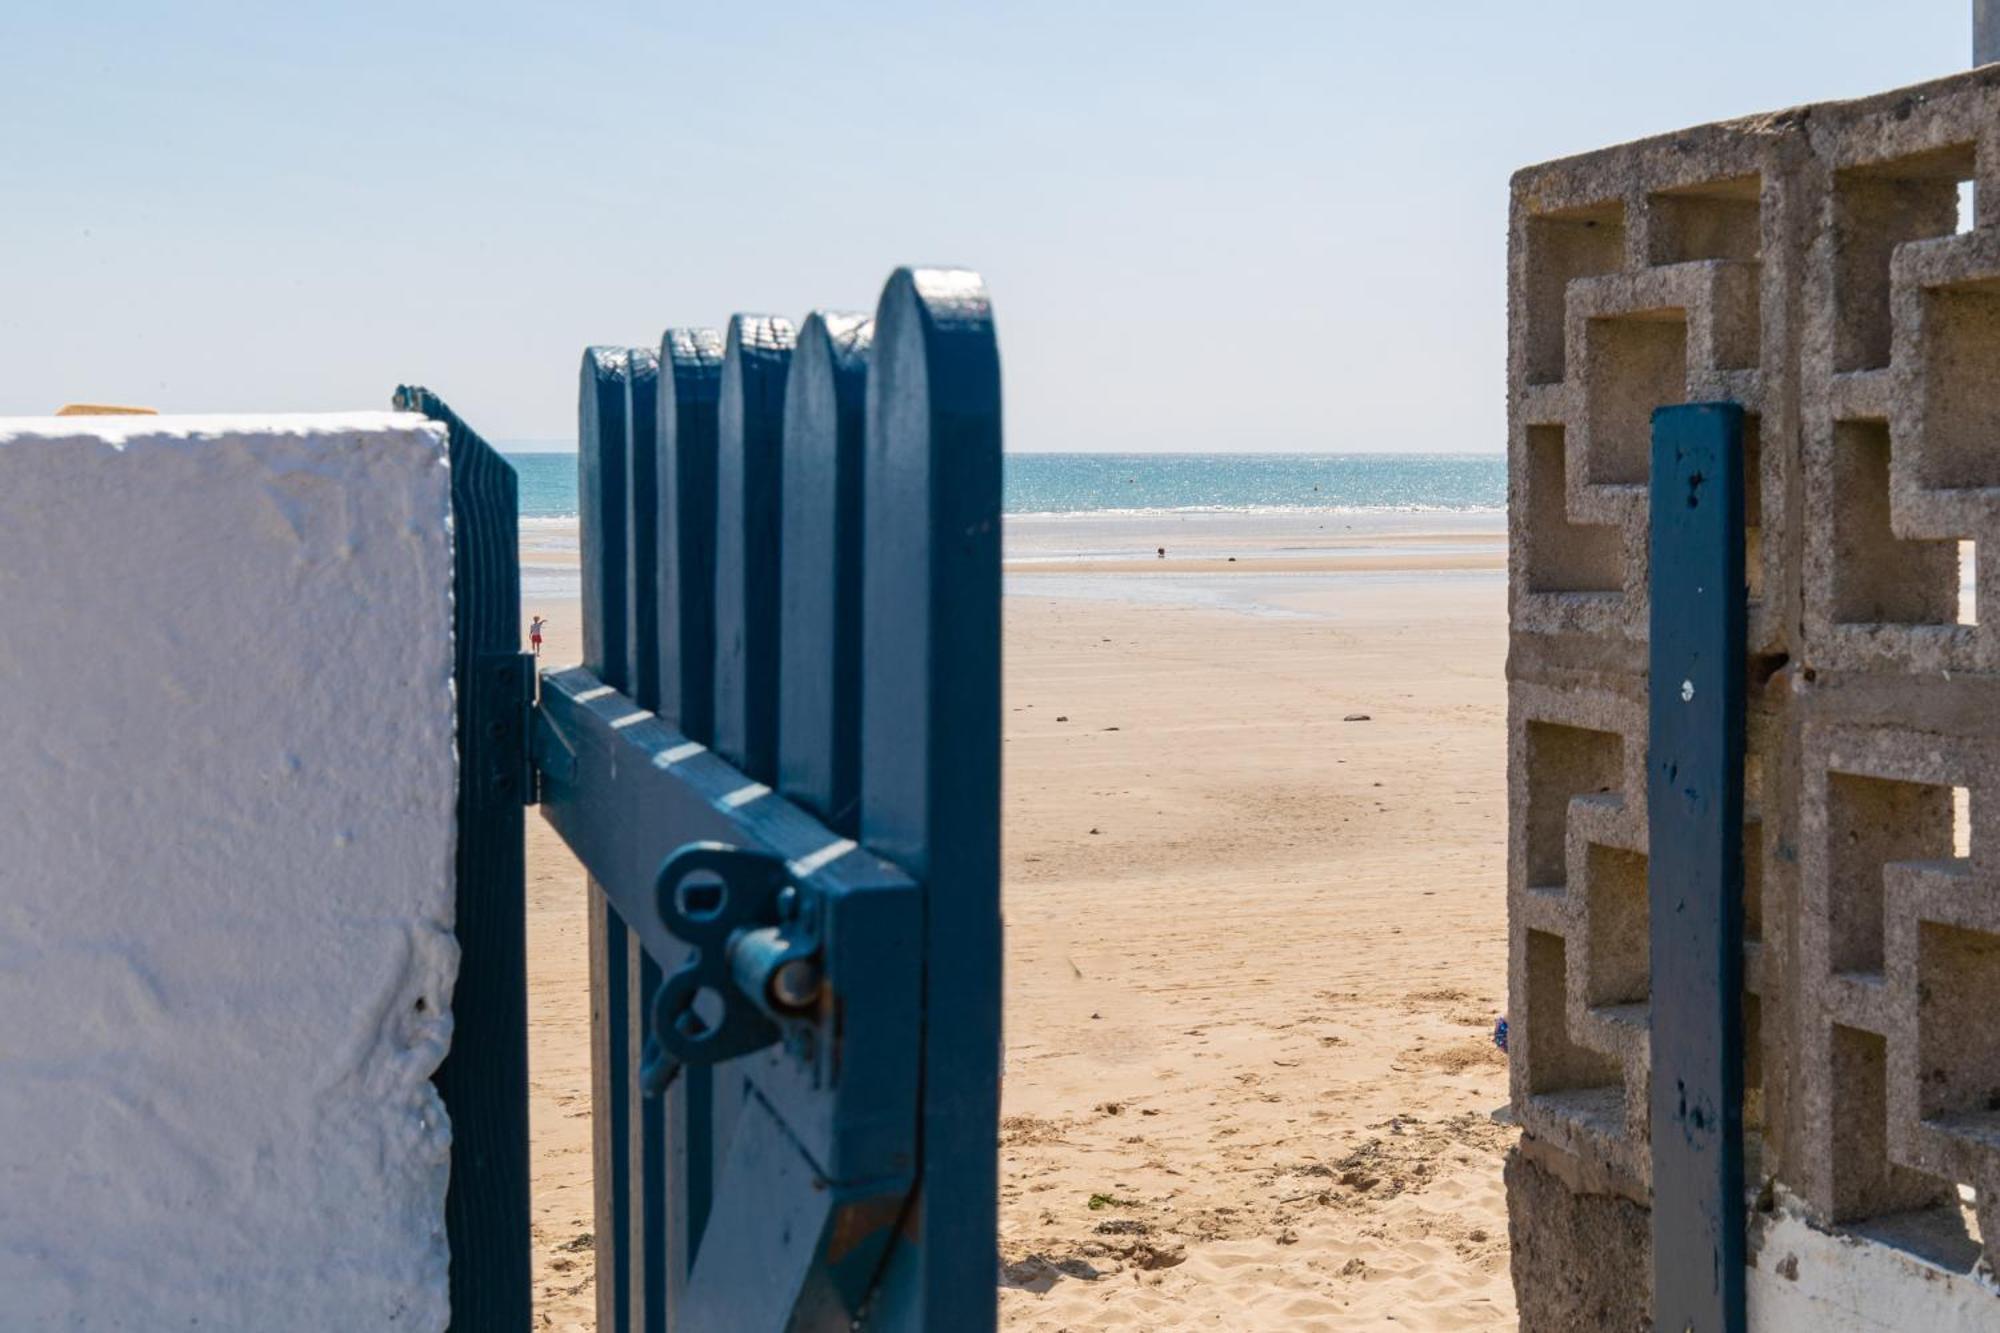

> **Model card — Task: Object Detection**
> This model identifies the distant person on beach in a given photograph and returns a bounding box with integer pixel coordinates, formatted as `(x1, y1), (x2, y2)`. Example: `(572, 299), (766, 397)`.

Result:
(1157, 547), (1165, 559)
(529, 615), (547, 656)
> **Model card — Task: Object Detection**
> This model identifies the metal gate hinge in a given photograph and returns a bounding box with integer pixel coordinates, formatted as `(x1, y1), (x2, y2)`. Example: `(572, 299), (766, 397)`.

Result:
(473, 652), (538, 807)
(640, 842), (824, 1096)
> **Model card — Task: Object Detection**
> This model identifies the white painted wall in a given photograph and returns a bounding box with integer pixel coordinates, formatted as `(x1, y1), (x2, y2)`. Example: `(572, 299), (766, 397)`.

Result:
(0, 414), (458, 1330)
(1749, 1198), (2000, 1332)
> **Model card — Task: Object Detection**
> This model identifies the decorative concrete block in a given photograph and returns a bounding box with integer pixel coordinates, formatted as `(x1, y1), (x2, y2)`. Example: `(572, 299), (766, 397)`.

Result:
(0, 413), (457, 1329)
(1510, 64), (2000, 1322)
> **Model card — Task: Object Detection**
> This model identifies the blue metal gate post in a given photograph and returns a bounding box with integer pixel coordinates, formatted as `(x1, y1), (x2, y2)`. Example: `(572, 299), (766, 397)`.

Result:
(1647, 402), (1748, 1333)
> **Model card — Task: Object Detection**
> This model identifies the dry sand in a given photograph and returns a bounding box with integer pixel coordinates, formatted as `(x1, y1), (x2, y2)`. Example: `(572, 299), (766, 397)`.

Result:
(520, 524), (1513, 1331)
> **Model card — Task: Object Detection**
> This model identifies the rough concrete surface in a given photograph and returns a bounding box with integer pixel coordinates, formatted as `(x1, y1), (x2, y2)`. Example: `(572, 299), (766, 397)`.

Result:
(1504, 1141), (1650, 1332)
(0, 414), (457, 1330)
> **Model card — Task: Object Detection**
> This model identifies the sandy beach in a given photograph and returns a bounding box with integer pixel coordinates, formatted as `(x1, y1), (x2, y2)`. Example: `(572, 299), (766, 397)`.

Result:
(520, 512), (1513, 1331)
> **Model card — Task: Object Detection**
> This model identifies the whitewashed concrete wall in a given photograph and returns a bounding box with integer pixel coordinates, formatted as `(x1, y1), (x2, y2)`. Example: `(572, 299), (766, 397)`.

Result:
(0, 414), (458, 1329)
(1749, 1198), (2000, 1331)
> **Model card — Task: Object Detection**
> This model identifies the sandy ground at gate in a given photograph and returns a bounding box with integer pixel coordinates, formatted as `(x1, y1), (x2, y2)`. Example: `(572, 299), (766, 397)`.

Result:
(519, 517), (1516, 1331)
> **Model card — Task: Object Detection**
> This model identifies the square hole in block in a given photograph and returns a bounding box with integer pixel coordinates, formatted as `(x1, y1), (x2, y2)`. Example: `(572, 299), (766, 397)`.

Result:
(1648, 175), (1762, 264)
(1583, 311), (1687, 485)
(1523, 721), (1625, 890)
(1919, 276), (2000, 488)
(1960, 180), (1978, 235)
(1523, 201), (1627, 386)
(1830, 1023), (1956, 1220)
(1962, 543), (1979, 626)
(1522, 425), (1622, 594)
(1829, 420), (1961, 624)
(1918, 922), (2000, 1123)
(1584, 844), (1648, 1007)
(1833, 145), (1974, 372)
(1525, 928), (1623, 1095)
(1825, 772), (1954, 975)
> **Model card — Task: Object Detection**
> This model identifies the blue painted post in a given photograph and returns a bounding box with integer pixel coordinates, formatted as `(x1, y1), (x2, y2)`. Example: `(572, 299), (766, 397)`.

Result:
(779, 312), (873, 836)
(859, 268), (1005, 1328)
(579, 347), (635, 1333)
(1648, 402), (1748, 1333)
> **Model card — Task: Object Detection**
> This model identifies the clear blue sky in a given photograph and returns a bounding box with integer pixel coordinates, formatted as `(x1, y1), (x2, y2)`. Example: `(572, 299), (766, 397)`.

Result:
(0, 2), (1974, 452)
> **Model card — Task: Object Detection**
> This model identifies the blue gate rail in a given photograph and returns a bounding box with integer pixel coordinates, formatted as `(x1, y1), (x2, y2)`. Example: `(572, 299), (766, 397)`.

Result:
(1647, 402), (1748, 1333)
(550, 267), (1003, 1331)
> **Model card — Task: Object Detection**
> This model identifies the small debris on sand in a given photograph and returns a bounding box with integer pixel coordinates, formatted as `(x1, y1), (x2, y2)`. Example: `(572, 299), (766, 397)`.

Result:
(1343, 713), (1372, 722)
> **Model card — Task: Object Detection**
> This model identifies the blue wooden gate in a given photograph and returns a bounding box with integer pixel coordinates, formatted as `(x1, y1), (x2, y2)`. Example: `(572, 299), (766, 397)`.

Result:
(537, 266), (1003, 1330)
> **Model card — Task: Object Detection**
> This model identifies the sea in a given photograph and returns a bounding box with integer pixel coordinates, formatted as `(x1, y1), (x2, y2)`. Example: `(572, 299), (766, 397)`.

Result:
(510, 451), (1507, 612)
(506, 451), (1505, 522)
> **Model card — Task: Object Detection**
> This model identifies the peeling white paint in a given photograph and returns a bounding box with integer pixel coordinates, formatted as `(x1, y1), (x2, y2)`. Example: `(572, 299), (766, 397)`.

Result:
(0, 414), (457, 1330)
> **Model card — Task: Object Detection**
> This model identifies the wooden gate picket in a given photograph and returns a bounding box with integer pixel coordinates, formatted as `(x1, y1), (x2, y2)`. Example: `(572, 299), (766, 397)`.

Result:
(542, 266), (1003, 1331)
(391, 385), (534, 1333)
(779, 313), (872, 834)
(578, 348), (639, 1333)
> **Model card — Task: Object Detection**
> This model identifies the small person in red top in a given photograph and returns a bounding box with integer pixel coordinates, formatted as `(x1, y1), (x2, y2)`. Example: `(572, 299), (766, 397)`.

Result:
(529, 615), (547, 657)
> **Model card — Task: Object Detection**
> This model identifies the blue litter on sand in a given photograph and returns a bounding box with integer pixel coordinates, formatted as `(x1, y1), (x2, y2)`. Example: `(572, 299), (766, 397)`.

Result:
(1493, 1016), (1508, 1054)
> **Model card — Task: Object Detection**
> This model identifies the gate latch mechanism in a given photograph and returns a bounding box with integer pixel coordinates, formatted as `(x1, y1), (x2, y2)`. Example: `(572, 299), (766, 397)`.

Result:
(640, 842), (824, 1096)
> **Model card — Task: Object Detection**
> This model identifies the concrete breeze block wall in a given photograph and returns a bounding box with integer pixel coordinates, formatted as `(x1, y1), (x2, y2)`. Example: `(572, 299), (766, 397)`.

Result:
(0, 414), (457, 1328)
(1508, 67), (2000, 1329)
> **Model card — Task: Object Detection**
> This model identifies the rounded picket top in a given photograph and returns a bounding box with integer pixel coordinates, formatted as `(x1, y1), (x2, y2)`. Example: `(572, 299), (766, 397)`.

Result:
(662, 328), (726, 394)
(856, 267), (1001, 1319)
(858, 268), (1001, 875)
(778, 311), (874, 833)
(655, 327), (726, 743)
(714, 314), (798, 782)
(579, 346), (635, 682)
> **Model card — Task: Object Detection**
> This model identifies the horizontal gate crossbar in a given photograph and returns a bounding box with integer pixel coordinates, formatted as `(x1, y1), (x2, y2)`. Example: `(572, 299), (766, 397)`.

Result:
(536, 664), (921, 1191)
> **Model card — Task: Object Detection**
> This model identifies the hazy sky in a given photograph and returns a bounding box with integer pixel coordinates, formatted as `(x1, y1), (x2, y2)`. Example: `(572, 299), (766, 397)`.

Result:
(0, 3), (1975, 452)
